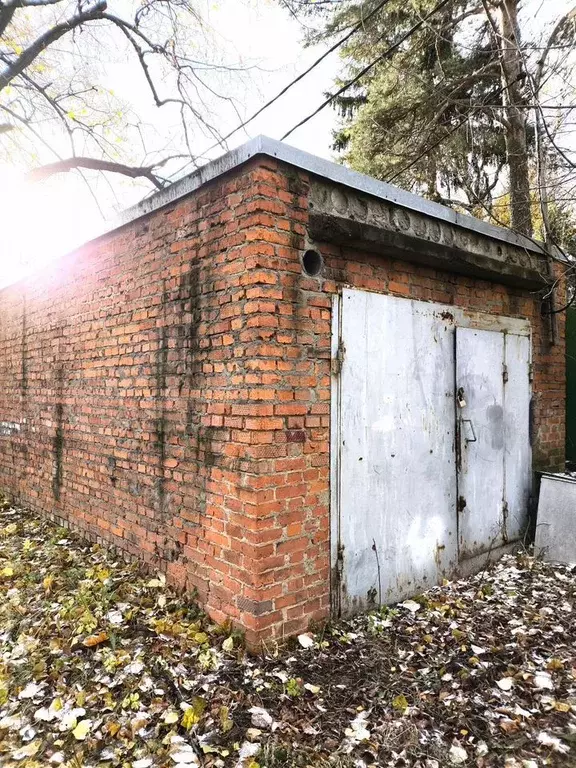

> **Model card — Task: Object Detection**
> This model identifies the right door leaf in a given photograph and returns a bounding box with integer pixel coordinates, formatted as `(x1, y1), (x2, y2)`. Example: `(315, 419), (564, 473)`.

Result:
(456, 327), (506, 559)
(456, 327), (531, 560)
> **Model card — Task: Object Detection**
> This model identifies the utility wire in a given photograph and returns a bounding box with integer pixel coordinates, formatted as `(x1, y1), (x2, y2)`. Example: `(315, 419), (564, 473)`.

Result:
(280, 0), (454, 141)
(384, 75), (566, 259)
(383, 80), (518, 184)
(168, 0), (394, 181)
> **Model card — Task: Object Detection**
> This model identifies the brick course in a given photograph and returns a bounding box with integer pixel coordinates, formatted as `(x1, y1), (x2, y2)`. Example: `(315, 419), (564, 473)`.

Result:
(0, 155), (565, 645)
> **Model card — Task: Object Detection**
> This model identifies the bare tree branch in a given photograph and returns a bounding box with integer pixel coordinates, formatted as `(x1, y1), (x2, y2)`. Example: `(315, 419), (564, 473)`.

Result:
(0, 6), (14, 37)
(27, 156), (166, 187)
(0, 0), (107, 90)
(0, 0), (65, 9)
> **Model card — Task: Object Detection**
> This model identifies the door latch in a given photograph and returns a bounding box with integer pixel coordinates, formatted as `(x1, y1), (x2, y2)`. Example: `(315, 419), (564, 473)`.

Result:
(462, 418), (477, 443)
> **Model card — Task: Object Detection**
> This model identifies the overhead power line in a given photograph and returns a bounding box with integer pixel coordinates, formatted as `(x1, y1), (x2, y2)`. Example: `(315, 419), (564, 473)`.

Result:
(384, 74), (574, 270)
(168, 0), (394, 181)
(387, 75), (522, 183)
(280, 0), (454, 141)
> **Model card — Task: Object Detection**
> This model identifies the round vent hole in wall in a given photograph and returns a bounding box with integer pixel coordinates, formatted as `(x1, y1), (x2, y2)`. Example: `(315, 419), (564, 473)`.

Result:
(302, 249), (323, 277)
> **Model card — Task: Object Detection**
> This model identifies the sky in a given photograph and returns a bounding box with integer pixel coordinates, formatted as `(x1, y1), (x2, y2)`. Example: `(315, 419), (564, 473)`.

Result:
(0, 0), (339, 288)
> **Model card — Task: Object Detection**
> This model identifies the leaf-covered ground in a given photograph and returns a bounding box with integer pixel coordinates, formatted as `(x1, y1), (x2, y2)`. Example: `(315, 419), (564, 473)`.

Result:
(0, 502), (575, 768)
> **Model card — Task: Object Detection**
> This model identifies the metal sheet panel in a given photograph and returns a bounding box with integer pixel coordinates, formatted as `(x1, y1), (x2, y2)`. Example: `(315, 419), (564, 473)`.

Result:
(535, 473), (576, 563)
(503, 334), (532, 542)
(338, 289), (457, 613)
(456, 327), (505, 558)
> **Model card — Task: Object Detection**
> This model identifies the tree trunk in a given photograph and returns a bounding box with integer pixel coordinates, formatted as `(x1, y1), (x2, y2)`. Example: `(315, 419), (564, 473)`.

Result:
(498, 0), (533, 237)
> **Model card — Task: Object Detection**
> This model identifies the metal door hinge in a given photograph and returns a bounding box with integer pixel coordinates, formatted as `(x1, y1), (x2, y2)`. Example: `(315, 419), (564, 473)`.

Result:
(501, 500), (509, 542)
(528, 363), (534, 382)
(502, 364), (509, 383)
(331, 341), (345, 376)
(336, 544), (345, 577)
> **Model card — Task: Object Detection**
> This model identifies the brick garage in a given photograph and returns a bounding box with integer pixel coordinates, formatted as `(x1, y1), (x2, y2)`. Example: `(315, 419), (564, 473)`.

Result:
(0, 137), (565, 645)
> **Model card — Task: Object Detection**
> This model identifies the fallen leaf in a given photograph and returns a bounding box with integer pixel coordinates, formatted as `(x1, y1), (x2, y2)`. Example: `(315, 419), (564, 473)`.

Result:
(18, 682), (41, 699)
(72, 719), (92, 740)
(12, 741), (40, 760)
(181, 699), (205, 730)
(297, 633), (314, 649)
(106, 609), (124, 625)
(497, 677), (514, 691)
(392, 694), (409, 713)
(533, 671), (554, 690)
(170, 745), (199, 765)
(537, 731), (570, 753)
(82, 631), (109, 647)
(345, 711), (370, 743)
(249, 706), (273, 730)
(449, 744), (468, 764)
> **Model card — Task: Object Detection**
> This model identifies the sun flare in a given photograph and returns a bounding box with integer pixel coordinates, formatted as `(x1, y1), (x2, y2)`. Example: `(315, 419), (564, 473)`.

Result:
(0, 166), (98, 289)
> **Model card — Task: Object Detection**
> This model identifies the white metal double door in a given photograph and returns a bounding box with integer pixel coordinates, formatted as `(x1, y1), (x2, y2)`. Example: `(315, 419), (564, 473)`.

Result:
(334, 289), (531, 614)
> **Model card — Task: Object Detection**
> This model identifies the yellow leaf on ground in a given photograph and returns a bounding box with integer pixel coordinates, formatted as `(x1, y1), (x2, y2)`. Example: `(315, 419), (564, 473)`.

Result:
(83, 631), (109, 648)
(181, 697), (206, 730)
(72, 719), (92, 740)
(392, 694), (408, 712)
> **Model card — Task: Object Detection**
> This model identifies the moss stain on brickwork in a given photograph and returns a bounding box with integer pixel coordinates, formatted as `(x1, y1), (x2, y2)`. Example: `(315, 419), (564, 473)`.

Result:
(20, 293), (27, 401)
(155, 281), (169, 516)
(52, 367), (64, 501)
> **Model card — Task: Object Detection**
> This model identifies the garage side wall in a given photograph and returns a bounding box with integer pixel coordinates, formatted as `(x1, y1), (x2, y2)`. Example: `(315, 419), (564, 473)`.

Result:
(0, 160), (290, 635)
(243, 157), (565, 642)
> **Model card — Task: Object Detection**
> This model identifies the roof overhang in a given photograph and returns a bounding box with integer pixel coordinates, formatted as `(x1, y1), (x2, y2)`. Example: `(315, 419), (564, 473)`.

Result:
(115, 135), (552, 289)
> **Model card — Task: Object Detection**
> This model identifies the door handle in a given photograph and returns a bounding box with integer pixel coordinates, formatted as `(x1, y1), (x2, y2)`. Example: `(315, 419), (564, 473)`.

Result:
(462, 418), (477, 443)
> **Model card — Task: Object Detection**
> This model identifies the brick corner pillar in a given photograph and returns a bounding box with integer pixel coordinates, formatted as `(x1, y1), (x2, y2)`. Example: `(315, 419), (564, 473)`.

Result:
(213, 157), (332, 646)
(532, 257), (567, 475)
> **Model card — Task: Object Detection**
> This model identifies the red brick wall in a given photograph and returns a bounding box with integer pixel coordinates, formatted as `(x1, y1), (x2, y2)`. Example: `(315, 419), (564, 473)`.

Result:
(0, 155), (565, 645)
(0, 160), (290, 644)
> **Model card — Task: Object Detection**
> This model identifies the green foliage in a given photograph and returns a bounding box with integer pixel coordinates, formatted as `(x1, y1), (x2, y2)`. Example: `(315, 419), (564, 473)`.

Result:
(318, 1), (510, 202)
(290, 0), (576, 248)
(286, 677), (303, 697)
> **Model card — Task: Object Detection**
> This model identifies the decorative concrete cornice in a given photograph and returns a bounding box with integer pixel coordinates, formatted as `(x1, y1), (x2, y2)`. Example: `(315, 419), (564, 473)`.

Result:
(308, 180), (549, 289)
